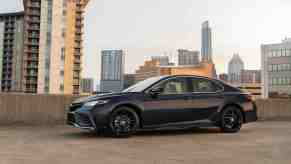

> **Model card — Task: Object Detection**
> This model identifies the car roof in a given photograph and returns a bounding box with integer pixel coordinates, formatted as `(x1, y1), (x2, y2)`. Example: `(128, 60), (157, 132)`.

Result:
(162, 75), (215, 80)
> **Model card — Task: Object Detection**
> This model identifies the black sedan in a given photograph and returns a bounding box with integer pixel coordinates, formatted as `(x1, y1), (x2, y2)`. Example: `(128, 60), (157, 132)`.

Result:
(67, 75), (257, 137)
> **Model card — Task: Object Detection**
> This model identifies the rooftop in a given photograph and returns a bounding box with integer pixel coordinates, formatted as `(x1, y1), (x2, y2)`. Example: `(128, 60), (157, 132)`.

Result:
(0, 11), (25, 17)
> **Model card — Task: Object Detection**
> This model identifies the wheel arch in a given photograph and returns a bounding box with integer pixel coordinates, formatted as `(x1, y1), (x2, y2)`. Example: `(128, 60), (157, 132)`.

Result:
(111, 103), (144, 128)
(221, 103), (246, 123)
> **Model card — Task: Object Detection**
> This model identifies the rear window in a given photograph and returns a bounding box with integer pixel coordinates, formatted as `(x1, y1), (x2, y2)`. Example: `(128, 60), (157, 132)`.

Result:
(190, 78), (223, 93)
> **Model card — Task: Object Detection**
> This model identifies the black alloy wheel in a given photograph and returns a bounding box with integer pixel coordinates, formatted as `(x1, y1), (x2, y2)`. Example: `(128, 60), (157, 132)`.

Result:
(109, 107), (139, 137)
(221, 106), (243, 133)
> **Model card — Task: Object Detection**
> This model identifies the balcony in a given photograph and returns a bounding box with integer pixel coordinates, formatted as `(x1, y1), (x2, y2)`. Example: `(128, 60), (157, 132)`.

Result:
(4, 41), (14, 46)
(25, 40), (39, 46)
(73, 66), (81, 71)
(26, 2), (40, 8)
(26, 17), (40, 23)
(74, 58), (81, 64)
(4, 47), (13, 53)
(2, 59), (12, 65)
(76, 15), (83, 21)
(27, 10), (40, 16)
(6, 30), (14, 34)
(75, 29), (83, 34)
(24, 55), (38, 62)
(24, 48), (39, 54)
(26, 25), (40, 31)
(25, 72), (38, 77)
(75, 44), (82, 49)
(75, 21), (83, 27)
(27, 33), (39, 39)
(27, 64), (38, 69)
(76, 7), (83, 13)
(75, 35), (82, 41)
(6, 24), (14, 29)
(25, 80), (38, 85)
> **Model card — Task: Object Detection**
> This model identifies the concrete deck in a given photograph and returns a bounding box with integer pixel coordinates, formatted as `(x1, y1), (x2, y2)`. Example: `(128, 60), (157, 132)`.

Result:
(0, 121), (290, 164)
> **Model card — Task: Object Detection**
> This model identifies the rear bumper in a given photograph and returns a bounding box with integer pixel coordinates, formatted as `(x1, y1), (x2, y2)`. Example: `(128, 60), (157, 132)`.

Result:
(244, 103), (258, 123)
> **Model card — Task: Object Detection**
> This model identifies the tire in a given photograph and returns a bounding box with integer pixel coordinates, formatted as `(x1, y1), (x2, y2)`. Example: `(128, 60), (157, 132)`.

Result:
(108, 107), (140, 137)
(220, 106), (243, 133)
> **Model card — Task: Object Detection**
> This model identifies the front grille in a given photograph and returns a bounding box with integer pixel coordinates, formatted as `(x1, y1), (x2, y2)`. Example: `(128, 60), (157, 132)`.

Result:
(75, 113), (92, 127)
(67, 113), (76, 124)
(69, 103), (83, 112)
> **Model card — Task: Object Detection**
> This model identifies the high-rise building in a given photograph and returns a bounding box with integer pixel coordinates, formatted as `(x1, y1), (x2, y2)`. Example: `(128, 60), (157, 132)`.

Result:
(228, 54), (244, 84)
(201, 21), (212, 62)
(123, 74), (135, 89)
(241, 70), (261, 84)
(0, 12), (25, 92)
(80, 78), (94, 94)
(151, 56), (170, 66)
(23, 0), (89, 94)
(100, 50), (125, 92)
(178, 49), (200, 66)
(0, 0), (89, 94)
(261, 39), (291, 98)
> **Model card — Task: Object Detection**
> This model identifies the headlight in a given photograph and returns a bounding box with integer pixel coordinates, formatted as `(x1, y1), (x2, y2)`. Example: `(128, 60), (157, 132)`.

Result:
(83, 100), (109, 107)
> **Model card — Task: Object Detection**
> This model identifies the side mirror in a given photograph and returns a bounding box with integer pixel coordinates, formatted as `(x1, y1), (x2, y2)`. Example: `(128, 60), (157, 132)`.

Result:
(149, 87), (164, 96)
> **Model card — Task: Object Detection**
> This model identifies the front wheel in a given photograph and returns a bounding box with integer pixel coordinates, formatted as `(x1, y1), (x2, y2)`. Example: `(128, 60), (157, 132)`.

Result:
(108, 107), (139, 137)
(220, 106), (243, 133)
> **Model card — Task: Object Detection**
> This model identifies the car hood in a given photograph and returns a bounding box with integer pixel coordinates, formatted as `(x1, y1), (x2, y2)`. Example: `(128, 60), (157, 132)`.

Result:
(72, 92), (134, 104)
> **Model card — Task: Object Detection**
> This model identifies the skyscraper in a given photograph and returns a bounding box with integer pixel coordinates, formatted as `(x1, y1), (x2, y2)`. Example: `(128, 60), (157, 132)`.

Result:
(151, 56), (170, 66)
(261, 39), (291, 98)
(23, 0), (89, 94)
(201, 21), (212, 62)
(228, 54), (244, 84)
(178, 49), (200, 66)
(0, 0), (90, 94)
(0, 12), (25, 92)
(100, 50), (125, 92)
(80, 78), (94, 94)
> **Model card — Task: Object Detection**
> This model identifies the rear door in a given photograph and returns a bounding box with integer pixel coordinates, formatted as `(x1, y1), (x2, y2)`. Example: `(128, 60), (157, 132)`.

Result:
(186, 77), (225, 121)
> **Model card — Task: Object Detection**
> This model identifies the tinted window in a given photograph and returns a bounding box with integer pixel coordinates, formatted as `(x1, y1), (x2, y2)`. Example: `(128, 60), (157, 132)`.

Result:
(123, 76), (166, 92)
(156, 78), (189, 94)
(191, 78), (219, 93)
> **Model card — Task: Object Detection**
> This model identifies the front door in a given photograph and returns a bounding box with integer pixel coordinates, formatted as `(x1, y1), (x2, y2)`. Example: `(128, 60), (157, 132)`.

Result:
(142, 77), (192, 126)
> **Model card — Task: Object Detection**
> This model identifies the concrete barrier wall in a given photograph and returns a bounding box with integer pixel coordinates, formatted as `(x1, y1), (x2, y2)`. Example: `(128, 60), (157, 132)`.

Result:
(0, 94), (77, 125)
(0, 93), (290, 125)
(256, 99), (291, 121)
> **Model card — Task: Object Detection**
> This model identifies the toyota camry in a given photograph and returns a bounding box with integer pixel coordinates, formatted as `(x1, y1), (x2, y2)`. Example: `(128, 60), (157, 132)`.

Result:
(67, 75), (257, 137)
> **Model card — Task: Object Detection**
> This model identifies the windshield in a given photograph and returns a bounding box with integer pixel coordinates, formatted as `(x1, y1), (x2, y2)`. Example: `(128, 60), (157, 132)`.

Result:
(123, 76), (166, 92)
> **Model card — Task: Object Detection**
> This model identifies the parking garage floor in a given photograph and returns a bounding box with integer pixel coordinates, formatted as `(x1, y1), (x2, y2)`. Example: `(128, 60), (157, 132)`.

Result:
(0, 121), (290, 164)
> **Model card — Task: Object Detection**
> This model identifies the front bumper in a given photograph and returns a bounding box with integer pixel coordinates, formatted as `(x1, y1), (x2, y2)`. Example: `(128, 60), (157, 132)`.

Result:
(67, 112), (95, 130)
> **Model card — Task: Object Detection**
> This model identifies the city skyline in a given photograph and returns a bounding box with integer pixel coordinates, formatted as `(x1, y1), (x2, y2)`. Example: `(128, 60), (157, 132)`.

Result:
(1, 0), (291, 85)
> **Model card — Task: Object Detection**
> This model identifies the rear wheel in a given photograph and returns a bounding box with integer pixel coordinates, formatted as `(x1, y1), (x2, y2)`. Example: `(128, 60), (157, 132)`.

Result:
(108, 107), (139, 137)
(220, 106), (243, 133)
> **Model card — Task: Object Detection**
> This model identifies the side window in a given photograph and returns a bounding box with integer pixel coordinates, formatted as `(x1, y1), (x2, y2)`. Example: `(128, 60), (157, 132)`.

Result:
(158, 78), (189, 94)
(191, 78), (219, 93)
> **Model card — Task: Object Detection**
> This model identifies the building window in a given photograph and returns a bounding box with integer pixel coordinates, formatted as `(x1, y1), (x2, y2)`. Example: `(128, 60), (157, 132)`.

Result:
(60, 70), (64, 76)
(272, 65), (277, 72)
(273, 78), (277, 85)
(268, 65), (273, 72)
(60, 84), (64, 91)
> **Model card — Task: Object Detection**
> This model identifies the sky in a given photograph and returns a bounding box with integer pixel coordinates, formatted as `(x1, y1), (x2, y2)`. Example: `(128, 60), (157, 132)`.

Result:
(1, 0), (291, 85)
